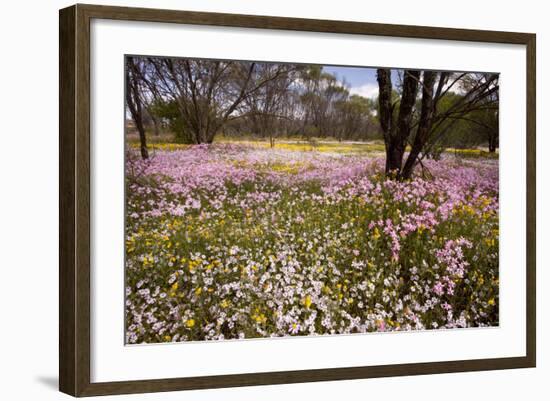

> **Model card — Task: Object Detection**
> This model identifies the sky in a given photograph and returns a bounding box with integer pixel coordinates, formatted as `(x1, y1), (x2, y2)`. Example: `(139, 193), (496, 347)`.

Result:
(323, 66), (379, 99)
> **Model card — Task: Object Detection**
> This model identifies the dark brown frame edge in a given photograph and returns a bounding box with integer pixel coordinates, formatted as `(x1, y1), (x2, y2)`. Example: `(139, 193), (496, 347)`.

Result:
(59, 3), (536, 397)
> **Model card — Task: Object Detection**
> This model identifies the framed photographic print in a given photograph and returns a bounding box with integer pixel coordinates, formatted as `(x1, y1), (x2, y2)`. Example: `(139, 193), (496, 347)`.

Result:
(59, 3), (536, 397)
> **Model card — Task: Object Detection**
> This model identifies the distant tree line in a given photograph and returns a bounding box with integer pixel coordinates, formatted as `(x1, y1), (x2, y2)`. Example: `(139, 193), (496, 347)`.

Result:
(125, 57), (380, 151)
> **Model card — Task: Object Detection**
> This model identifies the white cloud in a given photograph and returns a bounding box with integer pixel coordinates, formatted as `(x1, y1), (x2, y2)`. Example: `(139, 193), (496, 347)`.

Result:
(349, 83), (379, 99)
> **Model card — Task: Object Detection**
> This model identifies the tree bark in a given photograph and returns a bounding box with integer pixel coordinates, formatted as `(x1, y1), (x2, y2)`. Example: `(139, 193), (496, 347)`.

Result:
(126, 57), (148, 159)
(150, 113), (160, 136)
(377, 69), (419, 176)
(391, 71), (420, 174)
(488, 136), (497, 153)
(402, 71), (437, 180)
(376, 69), (394, 174)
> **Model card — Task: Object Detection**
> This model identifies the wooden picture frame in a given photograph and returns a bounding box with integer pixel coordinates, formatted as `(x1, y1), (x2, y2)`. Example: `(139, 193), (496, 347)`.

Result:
(59, 3), (536, 397)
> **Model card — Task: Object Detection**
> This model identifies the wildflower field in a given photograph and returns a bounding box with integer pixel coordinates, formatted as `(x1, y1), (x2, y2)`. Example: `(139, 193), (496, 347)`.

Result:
(125, 143), (499, 344)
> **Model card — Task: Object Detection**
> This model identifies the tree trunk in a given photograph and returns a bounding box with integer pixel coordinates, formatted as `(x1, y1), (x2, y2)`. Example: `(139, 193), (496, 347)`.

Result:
(135, 113), (149, 159)
(376, 69), (394, 174)
(488, 131), (497, 152)
(151, 114), (160, 136)
(386, 141), (404, 175)
(401, 71), (437, 180)
(126, 57), (148, 159)
(204, 125), (217, 144)
(377, 69), (419, 177)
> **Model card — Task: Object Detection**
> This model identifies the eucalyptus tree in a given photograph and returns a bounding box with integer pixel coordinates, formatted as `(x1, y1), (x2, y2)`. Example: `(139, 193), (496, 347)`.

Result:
(299, 66), (348, 138)
(125, 56), (149, 159)
(334, 94), (373, 142)
(376, 69), (499, 179)
(241, 63), (301, 147)
(145, 58), (295, 144)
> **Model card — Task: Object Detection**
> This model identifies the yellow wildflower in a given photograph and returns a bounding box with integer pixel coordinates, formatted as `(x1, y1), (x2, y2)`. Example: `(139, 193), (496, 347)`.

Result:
(303, 295), (312, 309)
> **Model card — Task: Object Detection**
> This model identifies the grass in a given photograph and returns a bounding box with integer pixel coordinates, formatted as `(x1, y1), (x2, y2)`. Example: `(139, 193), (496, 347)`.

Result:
(127, 135), (499, 160)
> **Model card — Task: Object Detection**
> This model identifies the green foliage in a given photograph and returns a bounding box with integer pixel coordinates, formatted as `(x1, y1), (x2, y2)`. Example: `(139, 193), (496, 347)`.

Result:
(150, 100), (194, 144)
(425, 93), (498, 153)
